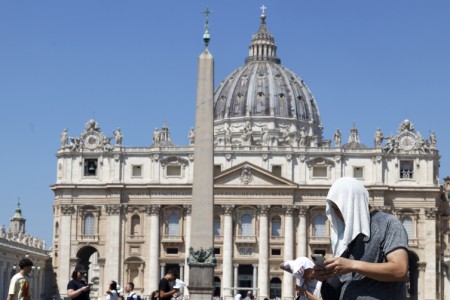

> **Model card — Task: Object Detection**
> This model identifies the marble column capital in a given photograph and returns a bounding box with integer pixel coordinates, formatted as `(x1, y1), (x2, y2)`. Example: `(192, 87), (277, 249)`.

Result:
(283, 205), (295, 216)
(296, 205), (309, 216)
(425, 208), (437, 219)
(183, 205), (192, 216)
(61, 204), (75, 215)
(147, 204), (161, 216)
(258, 205), (271, 216)
(222, 205), (235, 215)
(105, 204), (122, 215)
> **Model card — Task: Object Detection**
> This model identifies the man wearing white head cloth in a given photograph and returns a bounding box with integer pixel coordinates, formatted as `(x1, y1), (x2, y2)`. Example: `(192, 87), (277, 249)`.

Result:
(279, 257), (322, 300)
(320, 177), (409, 299)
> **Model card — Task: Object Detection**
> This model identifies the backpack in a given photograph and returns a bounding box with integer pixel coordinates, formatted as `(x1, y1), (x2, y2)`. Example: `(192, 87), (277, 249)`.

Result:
(127, 292), (142, 300)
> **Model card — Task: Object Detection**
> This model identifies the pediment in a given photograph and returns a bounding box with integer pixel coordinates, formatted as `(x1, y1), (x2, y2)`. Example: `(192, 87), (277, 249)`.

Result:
(214, 162), (297, 187)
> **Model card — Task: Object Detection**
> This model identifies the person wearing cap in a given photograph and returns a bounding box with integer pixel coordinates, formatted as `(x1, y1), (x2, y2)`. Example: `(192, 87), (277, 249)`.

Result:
(279, 257), (322, 300)
(7, 258), (33, 300)
(67, 265), (91, 299)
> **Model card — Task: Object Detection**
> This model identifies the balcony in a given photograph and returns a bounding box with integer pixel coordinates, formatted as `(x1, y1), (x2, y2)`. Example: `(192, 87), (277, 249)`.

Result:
(161, 234), (184, 245)
(78, 234), (100, 242)
(235, 235), (257, 245)
(214, 235), (224, 243)
(269, 236), (284, 245)
(309, 236), (330, 245)
(408, 238), (419, 247)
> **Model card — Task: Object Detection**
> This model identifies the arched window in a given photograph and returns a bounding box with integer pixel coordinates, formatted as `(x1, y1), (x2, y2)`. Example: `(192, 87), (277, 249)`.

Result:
(84, 213), (95, 236)
(313, 215), (326, 237)
(240, 214), (252, 236)
(271, 216), (281, 237)
(402, 217), (413, 238)
(213, 216), (221, 236)
(168, 214), (180, 236)
(270, 277), (282, 299)
(131, 215), (141, 236)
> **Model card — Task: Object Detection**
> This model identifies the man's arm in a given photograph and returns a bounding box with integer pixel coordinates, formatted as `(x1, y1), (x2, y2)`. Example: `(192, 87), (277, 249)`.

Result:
(324, 248), (408, 282)
(278, 262), (291, 273)
(6, 294), (13, 300)
(159, 288), (178, 299)
(67, 286), (90, 299)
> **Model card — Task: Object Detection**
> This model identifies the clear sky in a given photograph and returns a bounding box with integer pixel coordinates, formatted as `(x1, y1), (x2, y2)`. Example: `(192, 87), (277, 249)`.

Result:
(1, 0), (449, 248)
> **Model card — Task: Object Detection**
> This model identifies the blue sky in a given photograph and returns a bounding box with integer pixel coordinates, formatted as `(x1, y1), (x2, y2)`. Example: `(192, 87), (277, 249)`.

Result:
(1, 0), (449, 247)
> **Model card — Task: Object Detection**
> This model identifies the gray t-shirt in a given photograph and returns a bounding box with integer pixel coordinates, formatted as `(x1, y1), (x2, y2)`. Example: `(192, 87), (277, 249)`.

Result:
(339, 210), (408, 300)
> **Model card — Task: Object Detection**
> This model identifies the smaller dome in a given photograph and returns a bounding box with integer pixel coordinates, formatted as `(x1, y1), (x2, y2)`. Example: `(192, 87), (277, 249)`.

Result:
(342, 125), (367, 150)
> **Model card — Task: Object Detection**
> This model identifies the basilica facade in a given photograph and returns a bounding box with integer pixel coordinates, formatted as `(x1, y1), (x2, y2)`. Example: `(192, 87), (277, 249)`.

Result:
(51, 13), (449, 300)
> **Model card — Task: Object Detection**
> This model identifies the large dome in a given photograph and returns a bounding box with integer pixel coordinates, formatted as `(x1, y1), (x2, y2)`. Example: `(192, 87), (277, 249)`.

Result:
(213, 14), (323, 148)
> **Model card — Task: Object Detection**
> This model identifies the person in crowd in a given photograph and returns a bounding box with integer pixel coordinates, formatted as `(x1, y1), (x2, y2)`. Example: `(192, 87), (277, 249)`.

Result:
(151, 289), (160, 300)
(124, 282), (139, 300)
(318, 177), (409, 299)
(243, 291), (254, 300)
(159, 269), (179, 300)
(280, 257), (322, 300)
(106, 280), (119, 300)
(67, 265), (91, 300)
(7, 258), (34, 300)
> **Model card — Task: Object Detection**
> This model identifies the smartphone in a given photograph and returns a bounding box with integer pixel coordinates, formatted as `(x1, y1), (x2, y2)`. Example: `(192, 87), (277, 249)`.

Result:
(311, 254), (325, 268)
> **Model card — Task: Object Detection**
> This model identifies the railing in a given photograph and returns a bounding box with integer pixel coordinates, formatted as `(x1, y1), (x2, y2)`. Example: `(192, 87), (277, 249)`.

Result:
(269, 236), (284, 244)
(309, 236), (330, 245)
(408, 238), (419, 247)
(78, 234), (100, 242)
(235, 235), (257, 244)
(161, 234), (184, 243)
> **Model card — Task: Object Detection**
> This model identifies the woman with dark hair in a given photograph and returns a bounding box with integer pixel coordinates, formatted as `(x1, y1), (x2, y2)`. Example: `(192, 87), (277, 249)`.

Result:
(67, 265), (91, 300)
(106, 280), (119, 300)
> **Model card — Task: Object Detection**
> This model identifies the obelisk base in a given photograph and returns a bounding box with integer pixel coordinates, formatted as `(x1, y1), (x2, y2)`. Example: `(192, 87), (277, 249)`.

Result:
(187, 267), (215, 300)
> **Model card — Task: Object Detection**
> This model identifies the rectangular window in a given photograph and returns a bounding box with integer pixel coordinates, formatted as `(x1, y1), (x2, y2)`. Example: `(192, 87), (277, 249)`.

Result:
(271, 248), (281, 256)
(214, 165), (222, 177)
(166, 248), (178, 254)
(312, 166), (327, 178)
(271, 165), (282, 177)
(400, 161), (414, 179)
(167, 165), (181, 177)
(353, 167), (364, 179)
(313, 249), (326, 255)
(84, 159), (98, 176)
(132, 165), (142, 177)
(214, 247), (221, 255)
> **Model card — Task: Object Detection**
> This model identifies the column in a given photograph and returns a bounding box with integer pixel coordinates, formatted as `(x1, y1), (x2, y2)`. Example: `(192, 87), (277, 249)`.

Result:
(257, 205), (270, 299)
(424, 209), (437, 300)
(105, 204), (122, 282)
(184, 205), (192, 297)
(59, 204), (74, 298)
(252, 264), (258, 291)
(160, 264), (166, 280)
(296, 206), (308, 257)
(180, 264), (185, 281)
(0, 261), (4, 297)
(282, 206), (295, 300)
(148, 205), (161, 291)
(222, 205), (235, 299)
(233, 264), (239, 291)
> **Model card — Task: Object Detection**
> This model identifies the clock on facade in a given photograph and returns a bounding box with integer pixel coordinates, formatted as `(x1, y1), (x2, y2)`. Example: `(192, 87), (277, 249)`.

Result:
(83, 133), (100, 149)
(399, 134), (416, 151)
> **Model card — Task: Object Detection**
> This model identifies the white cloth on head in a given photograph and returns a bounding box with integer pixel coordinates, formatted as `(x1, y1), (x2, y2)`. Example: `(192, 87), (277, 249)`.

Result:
(326, 177), (371, 257)
(234, 294), (242, 300)
(283, 256), (315, 287)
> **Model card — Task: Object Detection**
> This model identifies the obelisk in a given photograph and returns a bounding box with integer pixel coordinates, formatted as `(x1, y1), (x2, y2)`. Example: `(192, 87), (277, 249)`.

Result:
(187, 8), (216, 300)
